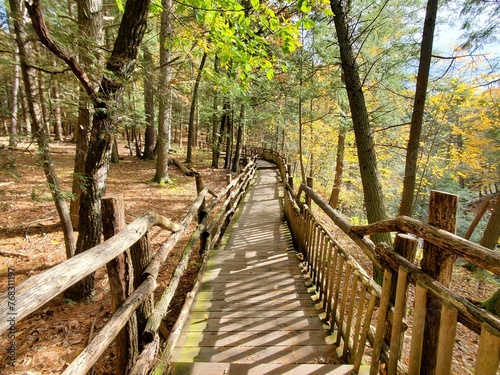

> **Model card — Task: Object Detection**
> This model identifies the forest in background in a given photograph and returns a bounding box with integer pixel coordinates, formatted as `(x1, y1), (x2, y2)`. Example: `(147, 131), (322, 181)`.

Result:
(0, 0), (498, 275)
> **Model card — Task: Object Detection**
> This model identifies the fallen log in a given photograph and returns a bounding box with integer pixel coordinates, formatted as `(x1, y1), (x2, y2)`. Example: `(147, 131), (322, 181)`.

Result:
(172, 158), (197, 176)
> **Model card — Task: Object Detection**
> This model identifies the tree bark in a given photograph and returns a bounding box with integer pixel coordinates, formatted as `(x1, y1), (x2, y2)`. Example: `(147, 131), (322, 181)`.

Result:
(10, 0), (76, 260)
(232, 103), (245, 173)
(186, 52), (207, 163)
(329, 126), (346, 209)
(51, 69), (63, 141)
(142, 47), (156, 160)
(399, 0), (438, 217)
(9, 41), (20, 148)
(70, 0), (103, 229)
(154, 0), (173, 184)
(22, 0), (154, 300)
(329, 0), (391, 256)
(480, 196), (500, 250)
(211, 56), (220, 168)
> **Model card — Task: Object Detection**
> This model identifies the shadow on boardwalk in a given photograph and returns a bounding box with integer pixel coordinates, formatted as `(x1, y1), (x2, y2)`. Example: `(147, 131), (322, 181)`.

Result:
(171, 160), (355, 374)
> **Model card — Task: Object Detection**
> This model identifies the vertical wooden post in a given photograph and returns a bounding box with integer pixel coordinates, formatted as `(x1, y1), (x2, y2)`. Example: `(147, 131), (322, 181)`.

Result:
(195, 174), (207, 223)
(475, 322), (500, 375)
(281, 128), (285, 152)
(420, 190), (458, 375)
(101, 194), (138, 374)
(306, 176), (313, 209)
(130, 234), (153, 335)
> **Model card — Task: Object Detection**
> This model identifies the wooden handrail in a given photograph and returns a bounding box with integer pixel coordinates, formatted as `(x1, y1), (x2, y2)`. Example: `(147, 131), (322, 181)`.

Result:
(0, 212), (166, 335)
(352, 216), (500, 277)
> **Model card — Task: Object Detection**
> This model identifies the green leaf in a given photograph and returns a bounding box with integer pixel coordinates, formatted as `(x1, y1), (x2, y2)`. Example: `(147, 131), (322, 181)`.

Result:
(269, 17), (279, 31)
(250, 0), (260, 10)
(298, 0), (311, 13)
(115, 0), (124, 12)
(266, 68), (274, 80)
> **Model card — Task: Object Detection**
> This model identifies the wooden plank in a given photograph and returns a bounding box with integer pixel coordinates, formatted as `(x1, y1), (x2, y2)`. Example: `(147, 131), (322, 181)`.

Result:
(475, 322), (500, 375)
(435, 302), (458, 375)
(177, 330), (328, 348)
(173, 345), (337, 364)
(408, 282), (428, 375)
(171, 362), (357, 375)
(182, 316), (326, 333)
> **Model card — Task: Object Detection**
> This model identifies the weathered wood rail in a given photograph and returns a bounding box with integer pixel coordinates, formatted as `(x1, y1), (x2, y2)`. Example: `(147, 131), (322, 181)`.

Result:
(261, 148), (500, 375)
(0, 154), (258, 375)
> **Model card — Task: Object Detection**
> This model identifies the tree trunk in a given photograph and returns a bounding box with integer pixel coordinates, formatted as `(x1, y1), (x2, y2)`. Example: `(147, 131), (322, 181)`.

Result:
(399, 0), (438, 217)
(211, 56), (221, 168)
(39, 0), (151, 301)
(9, 41), (20, 147)
(224, 104), (233, 169)
(186, 52), (207, 164)
(154, 0), (173, 184)
(70, 0), (103, 230)
(142, 47), (156, 160)
(329, 0), (390, 247)
(480, 196), (500, 250)
(51, 65), (63, 141)
(232, 103), (245, 173)
(9, 0), (76, 260)
(329, 126), (346, 209)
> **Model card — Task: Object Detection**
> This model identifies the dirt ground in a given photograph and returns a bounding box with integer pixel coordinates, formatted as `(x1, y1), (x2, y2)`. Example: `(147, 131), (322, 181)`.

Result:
(0, 139), (498, 374)
(0, 139), (230, 374)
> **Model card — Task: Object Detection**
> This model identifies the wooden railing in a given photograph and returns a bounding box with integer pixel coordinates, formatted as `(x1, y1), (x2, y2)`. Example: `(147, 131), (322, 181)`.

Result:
(261, 148), (500, 375)
(0, 153), (258, 375)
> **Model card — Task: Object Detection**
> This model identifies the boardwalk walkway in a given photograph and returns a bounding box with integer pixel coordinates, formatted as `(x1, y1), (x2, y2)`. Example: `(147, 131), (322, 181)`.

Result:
(171, 160), (356, 374)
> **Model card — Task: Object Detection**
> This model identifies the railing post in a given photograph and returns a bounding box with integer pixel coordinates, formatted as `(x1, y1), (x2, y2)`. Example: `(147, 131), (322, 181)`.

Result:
(101, 194), (138, 374)
(420, 190), (458, 375)
(306, 177), (313, 209)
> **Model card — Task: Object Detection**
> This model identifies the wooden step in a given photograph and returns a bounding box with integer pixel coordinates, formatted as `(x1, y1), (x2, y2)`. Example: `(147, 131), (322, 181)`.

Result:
(170, 362), (365, 375)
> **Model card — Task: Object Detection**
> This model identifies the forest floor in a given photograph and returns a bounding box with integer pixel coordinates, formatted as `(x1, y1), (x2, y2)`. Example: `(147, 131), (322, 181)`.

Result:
(0, 138), (499, 374)
(0, 139), (230, 374)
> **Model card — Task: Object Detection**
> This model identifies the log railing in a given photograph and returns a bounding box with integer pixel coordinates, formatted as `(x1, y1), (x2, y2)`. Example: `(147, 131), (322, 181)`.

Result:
(261, 148), (500, 375)
(0, 153), (258, 375)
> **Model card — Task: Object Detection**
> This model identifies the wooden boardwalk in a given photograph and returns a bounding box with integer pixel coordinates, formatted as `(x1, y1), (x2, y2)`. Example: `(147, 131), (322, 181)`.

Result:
(171, 160), (356, 374)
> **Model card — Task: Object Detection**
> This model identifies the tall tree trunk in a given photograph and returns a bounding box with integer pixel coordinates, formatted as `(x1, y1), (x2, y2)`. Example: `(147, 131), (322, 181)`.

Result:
(142, 47), (156, 160)
(26, 0), (152, 300)
(211, 56), (220, 168)
(51, 69), (63, 141)
(9, 44), (20, 147)
(224, 104), (233, 169)
(330, 0), (390, 285)
(186, 52), (207, 164)
(70, 0), (103, 230)
(232, 103), (245, 173)
(480, 196), (500, 250)
(399, 0), (438, 217)
(9, 0), (76, 260)
(20, 81), (31, 134)
(154, 0), (173, 184)
(329, 126), (346, 209)
(329, 0), (390, 245)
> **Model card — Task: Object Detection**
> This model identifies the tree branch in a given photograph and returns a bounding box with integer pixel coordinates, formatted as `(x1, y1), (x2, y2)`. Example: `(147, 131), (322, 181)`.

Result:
(24, 0), (98, 103)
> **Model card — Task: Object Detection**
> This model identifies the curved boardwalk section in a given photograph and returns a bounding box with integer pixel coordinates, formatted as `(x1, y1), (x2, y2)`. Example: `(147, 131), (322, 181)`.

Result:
(171, 160), (355, 374)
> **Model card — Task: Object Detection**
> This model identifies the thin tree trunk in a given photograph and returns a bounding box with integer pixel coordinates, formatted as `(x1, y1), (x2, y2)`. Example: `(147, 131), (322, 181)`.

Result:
(51, 67), (63, 141)
(329, 126), (346, 209)
(20, 82), (31, 134)
(9, 45), (20, 147)
(186, 52), (207, 164)
(399, 0), (438, 217)
(9, 0), (76, 260)
(142, 47), (155, 160)
(232, 103), (245, 173)
(224, 104), (233, 169)
(480, 196), (500, 250)
(211, 56), (220, 168)
(154, 0), (173, 184)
